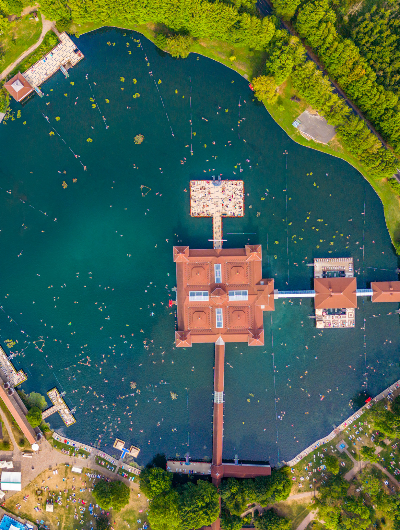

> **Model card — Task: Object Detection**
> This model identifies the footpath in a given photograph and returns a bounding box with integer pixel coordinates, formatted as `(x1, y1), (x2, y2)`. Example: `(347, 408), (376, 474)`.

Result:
(0, 12), (57, 82)
(0, 405), (133, 502)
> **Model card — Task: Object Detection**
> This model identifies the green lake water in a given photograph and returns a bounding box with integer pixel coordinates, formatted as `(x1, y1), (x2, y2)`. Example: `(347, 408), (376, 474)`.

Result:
(0, 27), (399, 465)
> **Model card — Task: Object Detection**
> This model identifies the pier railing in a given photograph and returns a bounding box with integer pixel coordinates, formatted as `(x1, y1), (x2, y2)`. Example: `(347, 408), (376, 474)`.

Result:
(283, 378), (400, 467)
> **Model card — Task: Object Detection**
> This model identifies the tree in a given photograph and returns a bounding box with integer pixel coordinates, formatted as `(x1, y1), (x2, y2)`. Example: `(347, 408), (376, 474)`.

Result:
(93, 480), (130, 511)
(26, 406), (42, 428)
(220, 478), (248, 516)
(96, 515), (110, 530)
(252, 75), (278, 103)
(324, 455), (340, 475)
(272, 0), (301, 20)
(27, 392), (47, 411)
(180, 480), (220, 530)
(148, 490), (181, 530)
(139, 467), (172, 499)
(361, 474), (381, 497)
(360, 446), (379, 463)
(220, 508), (245, 530)
(166, 35), (193, 58)
(254, 509), (292, 530)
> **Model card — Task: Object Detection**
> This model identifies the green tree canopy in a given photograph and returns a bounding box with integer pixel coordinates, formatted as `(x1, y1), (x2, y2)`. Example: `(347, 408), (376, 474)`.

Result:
(254, 509), (292, 530)
(361, 474), (381, 497)
(252, 75), (278, 103)
(27, 392), (48, 411)
(93, 479), (130, 511)
(95, 515), (110, 530)
(165, 35), (193, 58)
(148, 490), (181, 530)
(360, 446), (379, 463)
(139, 467), (173, 499)
(26, 406), (42, 428)
(324, 455), (340, 475)
(180, 480), (220, 530)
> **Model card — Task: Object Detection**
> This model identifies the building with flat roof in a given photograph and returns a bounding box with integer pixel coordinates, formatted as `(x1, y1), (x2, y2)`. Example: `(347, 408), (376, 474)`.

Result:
(4, 73), (34, 102)
(174, 245), (274, 347)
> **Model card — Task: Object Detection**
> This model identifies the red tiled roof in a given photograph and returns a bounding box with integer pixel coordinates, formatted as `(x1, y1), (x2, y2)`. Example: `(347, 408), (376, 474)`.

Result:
(174, 246), (274, 346)
(314, 277), (357, 309)
(4, 73), (34, 102)
(371, 281), (400, 303)
(211, 463), (271, 479)
(0, 385), (36, 445)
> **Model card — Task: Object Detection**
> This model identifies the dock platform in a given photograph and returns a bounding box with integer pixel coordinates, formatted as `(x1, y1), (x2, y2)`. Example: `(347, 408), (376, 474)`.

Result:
(0, 345), (27, 387)
(43, 388), (76, 426)
(190, 180), (244, 249)
(23, 32), (83, 89)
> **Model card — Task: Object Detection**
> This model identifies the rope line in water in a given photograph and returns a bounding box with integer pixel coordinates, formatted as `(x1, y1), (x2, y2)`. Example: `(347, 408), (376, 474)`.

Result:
(138, 39), (175, 137)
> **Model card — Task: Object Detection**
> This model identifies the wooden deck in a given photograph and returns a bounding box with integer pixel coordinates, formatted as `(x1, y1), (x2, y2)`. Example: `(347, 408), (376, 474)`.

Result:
(43, 388), (75, 427)
(23, 32), (83, 89)
(0, 346), (27, 387)
(190, 180), (244, 249)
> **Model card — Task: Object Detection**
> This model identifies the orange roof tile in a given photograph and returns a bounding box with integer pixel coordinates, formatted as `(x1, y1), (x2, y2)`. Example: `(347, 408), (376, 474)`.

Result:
(371, 281), (400, 303)
(4, 73), (34, 102)
(314, 277), (357, 309)
(174, 246), (274, 346)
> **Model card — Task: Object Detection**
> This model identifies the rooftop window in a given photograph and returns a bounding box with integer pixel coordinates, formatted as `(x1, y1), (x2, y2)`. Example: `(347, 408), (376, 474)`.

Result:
(216, 308), (223, 328)
(214, 263), (222, 284)
(189, 291), (209, 301)
(228, 290), (248, 301)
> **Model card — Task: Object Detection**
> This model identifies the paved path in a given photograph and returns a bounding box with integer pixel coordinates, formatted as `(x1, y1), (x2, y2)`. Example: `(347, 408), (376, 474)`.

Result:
(296, 510), (317, 530)
(0, 406), (133, 502)
(0, 13), (56, 81)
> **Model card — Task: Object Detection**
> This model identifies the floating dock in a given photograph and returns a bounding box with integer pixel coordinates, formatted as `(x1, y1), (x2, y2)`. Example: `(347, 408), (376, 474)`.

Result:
(0, 345), (27, 386)
(42, 387), (76, 426)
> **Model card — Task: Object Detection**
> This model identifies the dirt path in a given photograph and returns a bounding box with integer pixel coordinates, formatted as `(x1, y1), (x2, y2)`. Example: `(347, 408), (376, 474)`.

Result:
(0, 13), (56, 81)
(296, 510), (318, 530)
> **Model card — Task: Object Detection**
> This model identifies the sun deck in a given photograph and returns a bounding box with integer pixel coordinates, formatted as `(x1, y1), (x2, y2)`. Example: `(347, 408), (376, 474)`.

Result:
(42, 387), (76, 426)
(190, 180), (244, 249)
(22, 32), (83, 89)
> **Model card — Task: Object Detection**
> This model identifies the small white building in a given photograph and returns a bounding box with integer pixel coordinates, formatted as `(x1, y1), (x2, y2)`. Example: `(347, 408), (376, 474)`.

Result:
(1, 471), (21, 491)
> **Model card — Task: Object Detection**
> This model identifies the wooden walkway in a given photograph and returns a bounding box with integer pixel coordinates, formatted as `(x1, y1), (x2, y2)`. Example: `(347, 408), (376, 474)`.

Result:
(43, 388), (76, 426)
(23, 32), (83, 88)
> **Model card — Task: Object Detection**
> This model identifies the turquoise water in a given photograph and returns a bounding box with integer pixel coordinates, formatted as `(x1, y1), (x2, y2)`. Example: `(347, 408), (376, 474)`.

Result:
(0, 27), (399, 466)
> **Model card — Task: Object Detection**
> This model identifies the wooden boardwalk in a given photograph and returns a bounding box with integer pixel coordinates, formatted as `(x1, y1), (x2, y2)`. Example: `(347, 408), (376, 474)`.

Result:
(190, 180), (244, 249)
(0, 346), (27, 386)
(43, 388), (76, 426)
(23, 32), (83, 88)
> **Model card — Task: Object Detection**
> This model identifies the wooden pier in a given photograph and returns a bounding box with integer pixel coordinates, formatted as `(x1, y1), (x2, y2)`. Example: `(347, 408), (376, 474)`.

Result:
(22, 32), (83, 90)
(42, 388), (76, 426)
(0, 345), (27, 387)
(190, 180), (244, 249)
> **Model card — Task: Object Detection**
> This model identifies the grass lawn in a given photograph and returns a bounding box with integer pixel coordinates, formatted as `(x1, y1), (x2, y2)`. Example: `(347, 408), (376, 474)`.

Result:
(0, 416), (13, 451)
(50, 438), (90, 459)
(95, 456), (117, 472)
(273, 500), (312, 530)
(69, 20), (400, 249)
(4, 463), (149, 530)
(0, 396), (30, 450)
(0, 14), (42, 73)
(6, 30), (59, 82)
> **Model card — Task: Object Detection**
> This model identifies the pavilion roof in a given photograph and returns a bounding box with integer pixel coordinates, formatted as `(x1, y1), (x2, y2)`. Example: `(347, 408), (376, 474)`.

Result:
(4, 73), (34, 102)
(314, 277), (357, 309)
(371, 281), (400, 303)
